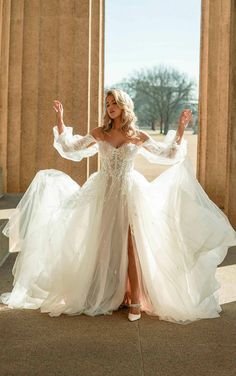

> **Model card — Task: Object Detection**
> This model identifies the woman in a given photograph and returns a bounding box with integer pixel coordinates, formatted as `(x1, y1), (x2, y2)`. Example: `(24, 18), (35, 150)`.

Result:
(1, 89), (235, 324)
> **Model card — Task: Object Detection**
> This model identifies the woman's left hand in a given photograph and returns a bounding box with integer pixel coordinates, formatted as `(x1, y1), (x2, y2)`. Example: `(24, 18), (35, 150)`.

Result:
(175, 109), (193, 144)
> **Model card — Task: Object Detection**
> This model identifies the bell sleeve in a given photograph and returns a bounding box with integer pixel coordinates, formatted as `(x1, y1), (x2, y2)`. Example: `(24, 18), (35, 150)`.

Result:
(53, 125), (98, 162)
(138, 130), (187, 165)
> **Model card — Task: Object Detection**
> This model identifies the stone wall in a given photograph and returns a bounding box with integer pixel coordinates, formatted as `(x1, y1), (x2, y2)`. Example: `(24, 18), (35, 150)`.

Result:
(0, 0), (104, 192)
(198, 0), (236, 228)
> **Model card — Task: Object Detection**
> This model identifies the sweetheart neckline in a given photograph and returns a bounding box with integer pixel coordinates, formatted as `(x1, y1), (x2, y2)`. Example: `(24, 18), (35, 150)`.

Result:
(99, 140), (141, 150)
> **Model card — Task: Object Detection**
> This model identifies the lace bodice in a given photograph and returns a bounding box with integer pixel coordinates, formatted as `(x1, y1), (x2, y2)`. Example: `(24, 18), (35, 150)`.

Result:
(98, 141), (138, 179)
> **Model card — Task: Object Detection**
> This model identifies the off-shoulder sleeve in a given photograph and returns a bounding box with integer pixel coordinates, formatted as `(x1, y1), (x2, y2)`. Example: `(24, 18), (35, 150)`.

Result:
(53, 125), (98, 162)
(138, 130), (187, 165)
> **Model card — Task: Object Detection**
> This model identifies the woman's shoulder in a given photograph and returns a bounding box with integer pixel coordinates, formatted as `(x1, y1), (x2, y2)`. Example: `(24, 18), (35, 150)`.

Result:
(90, 127), (105, 141)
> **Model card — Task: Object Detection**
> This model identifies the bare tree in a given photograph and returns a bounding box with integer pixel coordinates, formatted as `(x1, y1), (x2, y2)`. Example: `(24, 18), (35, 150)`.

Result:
(118, 66), (196, 134)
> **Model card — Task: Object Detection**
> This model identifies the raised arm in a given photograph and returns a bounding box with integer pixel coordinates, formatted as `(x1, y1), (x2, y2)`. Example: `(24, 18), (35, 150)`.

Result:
(53, 100), (98, 161)
(138, 110), (192, 165)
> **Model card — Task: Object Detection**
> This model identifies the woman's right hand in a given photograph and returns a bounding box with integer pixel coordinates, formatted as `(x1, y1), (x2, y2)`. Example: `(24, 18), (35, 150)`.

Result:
(175, 109), (193, 145)
(53, 100), (64, 120)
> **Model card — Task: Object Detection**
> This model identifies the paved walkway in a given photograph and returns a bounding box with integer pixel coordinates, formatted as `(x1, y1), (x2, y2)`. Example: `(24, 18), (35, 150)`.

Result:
(0, 250), (236, 376)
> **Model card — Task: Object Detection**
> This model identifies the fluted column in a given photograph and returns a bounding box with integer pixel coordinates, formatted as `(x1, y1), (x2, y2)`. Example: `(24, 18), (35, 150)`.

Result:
(0, 0), (104, 192)
(0, 0), (11, 192)
(198, 0), (236, 228)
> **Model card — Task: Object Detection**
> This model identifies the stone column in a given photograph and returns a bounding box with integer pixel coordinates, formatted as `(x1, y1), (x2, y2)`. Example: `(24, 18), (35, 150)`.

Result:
(0, 0), (11, 192)
(198, 0), (236, 228)
(0, 0), (104, 192)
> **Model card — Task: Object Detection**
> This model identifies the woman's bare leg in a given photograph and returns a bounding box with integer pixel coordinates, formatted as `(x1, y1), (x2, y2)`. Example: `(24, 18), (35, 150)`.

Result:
(128, 226), (141, 314)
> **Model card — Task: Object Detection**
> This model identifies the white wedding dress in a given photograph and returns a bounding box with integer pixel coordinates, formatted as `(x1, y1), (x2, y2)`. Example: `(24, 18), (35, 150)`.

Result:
(0, 125), (235, 324)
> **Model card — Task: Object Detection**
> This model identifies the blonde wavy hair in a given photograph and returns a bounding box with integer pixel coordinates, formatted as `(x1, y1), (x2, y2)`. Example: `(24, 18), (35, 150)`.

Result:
(102, 88), (139, 137)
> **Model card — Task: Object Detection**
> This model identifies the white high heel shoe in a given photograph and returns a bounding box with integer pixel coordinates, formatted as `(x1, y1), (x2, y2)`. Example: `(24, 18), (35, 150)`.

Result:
(128, 303), (141, 322)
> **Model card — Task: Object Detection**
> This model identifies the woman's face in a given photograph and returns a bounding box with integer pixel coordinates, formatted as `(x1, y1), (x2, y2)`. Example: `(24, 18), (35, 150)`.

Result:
(106, 95), (122, 120)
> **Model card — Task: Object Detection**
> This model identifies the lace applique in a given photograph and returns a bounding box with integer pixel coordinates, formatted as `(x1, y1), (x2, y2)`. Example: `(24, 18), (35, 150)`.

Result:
(98, 142), (138, 196)
(53, 126), (98, 162)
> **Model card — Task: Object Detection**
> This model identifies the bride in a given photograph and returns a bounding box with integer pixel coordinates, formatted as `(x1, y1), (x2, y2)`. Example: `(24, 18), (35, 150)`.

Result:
(0, 89), (235, 324)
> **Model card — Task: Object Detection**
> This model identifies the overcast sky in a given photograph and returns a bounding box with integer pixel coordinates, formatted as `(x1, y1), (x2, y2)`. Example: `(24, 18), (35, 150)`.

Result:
(105, 0), (201, 90)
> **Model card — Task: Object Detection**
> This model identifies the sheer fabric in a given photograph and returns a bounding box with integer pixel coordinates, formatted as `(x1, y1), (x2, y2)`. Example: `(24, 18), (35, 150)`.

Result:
(53, 126), (98, 161)
(1, 125), (235, 324)
(139, 130), (187, 165)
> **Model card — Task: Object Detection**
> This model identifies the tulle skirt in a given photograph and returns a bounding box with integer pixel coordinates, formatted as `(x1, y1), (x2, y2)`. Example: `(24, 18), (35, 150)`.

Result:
(1, 158), (236, 324)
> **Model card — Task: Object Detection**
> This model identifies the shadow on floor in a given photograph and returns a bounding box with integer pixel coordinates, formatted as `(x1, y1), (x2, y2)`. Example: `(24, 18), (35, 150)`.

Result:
(0, 250), (236, 376)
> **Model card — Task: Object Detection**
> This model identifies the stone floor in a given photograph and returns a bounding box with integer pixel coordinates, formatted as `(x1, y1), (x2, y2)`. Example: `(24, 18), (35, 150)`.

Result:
(0, 251), (236, 376)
